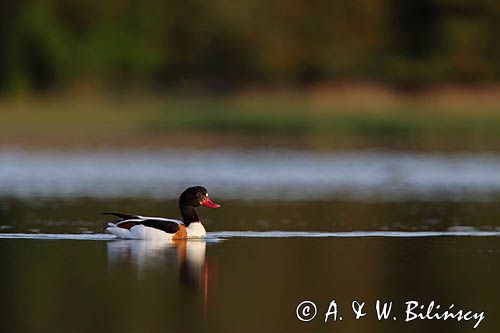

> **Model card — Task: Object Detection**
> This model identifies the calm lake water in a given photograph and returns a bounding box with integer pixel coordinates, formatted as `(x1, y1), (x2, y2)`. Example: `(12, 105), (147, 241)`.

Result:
(0, 150), (499, 332)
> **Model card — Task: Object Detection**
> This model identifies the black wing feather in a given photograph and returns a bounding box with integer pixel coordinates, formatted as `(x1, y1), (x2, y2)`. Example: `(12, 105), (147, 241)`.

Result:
(102, 212), (181, 234)
(101, 212), (140, 220)
(140, 219), (181, 234)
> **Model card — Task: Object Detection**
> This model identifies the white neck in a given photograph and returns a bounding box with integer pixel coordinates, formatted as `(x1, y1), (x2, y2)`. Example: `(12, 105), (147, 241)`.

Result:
(187, 222), (206, 238)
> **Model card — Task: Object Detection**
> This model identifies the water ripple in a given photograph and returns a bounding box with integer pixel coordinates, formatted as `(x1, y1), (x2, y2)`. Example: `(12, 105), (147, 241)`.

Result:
(0, 230), (499, 241)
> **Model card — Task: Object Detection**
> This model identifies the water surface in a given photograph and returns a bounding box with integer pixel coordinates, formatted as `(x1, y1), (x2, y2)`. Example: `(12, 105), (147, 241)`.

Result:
(4, 149), (500, 200)
(1, 198), (499, 333)
(0, 233), (498, 333)
(0, 150), (499, 332)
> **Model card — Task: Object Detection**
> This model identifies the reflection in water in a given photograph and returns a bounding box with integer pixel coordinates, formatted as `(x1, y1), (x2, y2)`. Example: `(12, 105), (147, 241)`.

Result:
(107, 240), (210, 296)
(107, 239), (205, 277)
(177, 241), (208, 290)
(107, 240), (175, 269)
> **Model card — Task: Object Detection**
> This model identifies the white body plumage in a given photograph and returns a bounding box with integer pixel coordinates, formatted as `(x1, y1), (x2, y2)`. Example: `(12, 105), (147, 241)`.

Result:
(106, 217), (206, 240)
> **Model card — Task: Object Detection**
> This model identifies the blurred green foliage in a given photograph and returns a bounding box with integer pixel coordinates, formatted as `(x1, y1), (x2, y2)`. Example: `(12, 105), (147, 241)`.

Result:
(152, 101), (500, 139)
(1, 0), (500, 93)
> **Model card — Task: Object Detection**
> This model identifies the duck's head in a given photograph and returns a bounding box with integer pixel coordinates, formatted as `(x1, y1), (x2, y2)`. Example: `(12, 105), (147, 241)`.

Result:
(179, 186), (221, 209)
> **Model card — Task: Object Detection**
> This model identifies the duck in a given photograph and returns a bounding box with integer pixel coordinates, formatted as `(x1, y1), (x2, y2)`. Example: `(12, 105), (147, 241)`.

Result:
(104, 186), (220, 240)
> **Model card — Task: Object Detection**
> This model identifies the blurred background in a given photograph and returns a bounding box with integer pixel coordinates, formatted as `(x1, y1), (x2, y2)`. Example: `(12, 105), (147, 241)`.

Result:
(1, 2), (500, 333)
(1, 0), (500, 151)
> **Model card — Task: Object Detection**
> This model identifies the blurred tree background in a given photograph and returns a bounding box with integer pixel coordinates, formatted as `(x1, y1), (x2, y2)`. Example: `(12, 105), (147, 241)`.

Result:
(2, 0), (500, 151)
(1, 0), (500, 94)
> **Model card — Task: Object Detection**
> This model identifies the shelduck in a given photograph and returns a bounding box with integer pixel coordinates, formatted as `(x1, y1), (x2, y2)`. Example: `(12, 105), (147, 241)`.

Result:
(104, 186), (220, 240)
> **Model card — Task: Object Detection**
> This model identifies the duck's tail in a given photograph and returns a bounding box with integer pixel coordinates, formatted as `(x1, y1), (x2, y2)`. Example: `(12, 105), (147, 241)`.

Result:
(103, 222), (116, 231)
